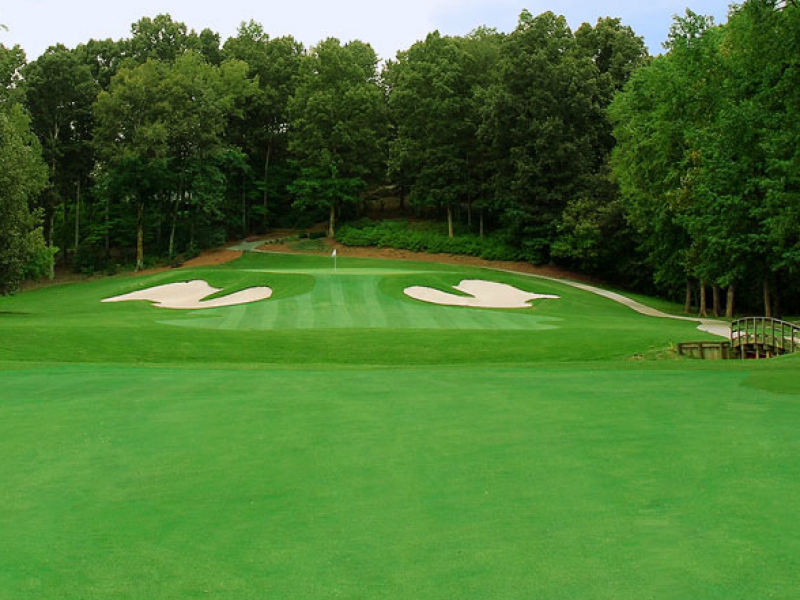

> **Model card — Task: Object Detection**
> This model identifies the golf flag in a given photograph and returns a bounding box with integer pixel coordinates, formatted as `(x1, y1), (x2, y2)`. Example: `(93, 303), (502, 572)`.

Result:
(332, 249), (337, 257)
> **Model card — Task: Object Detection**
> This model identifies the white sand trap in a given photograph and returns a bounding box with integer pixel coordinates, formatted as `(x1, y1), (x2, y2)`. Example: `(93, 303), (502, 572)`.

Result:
(102, 280), (272, 310)
(404, 280), (559, 309)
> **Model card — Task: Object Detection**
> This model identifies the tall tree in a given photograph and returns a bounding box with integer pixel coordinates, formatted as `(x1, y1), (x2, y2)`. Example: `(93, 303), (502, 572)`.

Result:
(129, 14), (194, 63)
(224, 22), (304, 230)
(95, 52), (253, 266)
(480, 11), (604, 262)
(94, 60), (170, 270)
(0, 51), (49, 295)
(458, 27), (503, 237)
(74, 38), (129, 91)
(575, 17), (650, 91)
(610, 11), (720, 306)
(22, 45), (98, 251)
(288, 38), (387, 236)
(727, 0), (800, 315)
(387, 31), (495, 237)
(0, 40), (25, 105)
(160, 52), (254, 255)
(552, 17), (648, 279)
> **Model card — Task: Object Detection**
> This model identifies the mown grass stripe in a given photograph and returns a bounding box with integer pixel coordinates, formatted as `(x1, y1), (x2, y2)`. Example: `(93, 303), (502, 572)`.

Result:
(217, 303), (248, 330)
(275, 291), (300, 330)
(254, 297), (280, 331)
(377, 283), (411, 330)
(310, 277), (334, 329)
(328, 276), (355, 329)
(342, 276), (371, 328)
(363, 277), (390, 330)
(478, 307), (533, 331)
(425, 303), (463, 330)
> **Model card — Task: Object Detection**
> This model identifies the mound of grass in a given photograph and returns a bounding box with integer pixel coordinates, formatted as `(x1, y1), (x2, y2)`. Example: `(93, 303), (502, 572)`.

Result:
(0, 252), (714, 365)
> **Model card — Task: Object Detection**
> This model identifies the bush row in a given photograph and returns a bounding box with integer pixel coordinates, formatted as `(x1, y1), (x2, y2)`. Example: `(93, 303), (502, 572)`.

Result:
(336, 219), (529, 262)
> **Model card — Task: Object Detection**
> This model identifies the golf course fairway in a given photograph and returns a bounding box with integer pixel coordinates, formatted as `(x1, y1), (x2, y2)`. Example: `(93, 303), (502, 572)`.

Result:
(1, 251), (798, 599)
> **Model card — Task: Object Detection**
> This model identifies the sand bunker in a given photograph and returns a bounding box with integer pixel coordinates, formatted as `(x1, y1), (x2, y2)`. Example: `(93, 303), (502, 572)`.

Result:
(405, 280), (559, 309)
(103, 280), (272, 310)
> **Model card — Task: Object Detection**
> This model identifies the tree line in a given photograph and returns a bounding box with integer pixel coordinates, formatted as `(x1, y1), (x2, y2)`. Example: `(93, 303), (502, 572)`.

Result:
(611, 0), (800, 317)
(1, 1), (798, 316)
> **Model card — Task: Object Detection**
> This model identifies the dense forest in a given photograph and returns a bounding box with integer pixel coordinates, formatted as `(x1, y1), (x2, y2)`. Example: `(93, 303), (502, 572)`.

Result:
(1, 0), (799, 316)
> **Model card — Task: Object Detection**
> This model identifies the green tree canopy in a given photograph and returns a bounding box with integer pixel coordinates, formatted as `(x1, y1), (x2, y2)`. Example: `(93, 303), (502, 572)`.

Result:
(288, 38), (387, 236)
(94, 52), (253, 267)
(224, 22), (305, 229)
(387, 31), (496, 237)
(0, 73), (49, 295)
(480, 10), (605, 262)
(22, 44), (99, 248)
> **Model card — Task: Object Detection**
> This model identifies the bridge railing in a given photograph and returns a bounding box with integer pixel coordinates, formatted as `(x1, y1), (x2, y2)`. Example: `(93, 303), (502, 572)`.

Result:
(731, 317), (800, 357)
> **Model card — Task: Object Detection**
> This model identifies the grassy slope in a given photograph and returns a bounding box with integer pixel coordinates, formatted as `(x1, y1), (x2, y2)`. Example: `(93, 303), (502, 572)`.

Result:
(0, 252), (715, 366)
(1, 252), (798, 599)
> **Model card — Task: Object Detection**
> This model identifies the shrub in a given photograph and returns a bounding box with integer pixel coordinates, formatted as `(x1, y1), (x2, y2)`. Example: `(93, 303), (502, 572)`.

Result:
(24, 243), (58, 280)
(74, 242), (109, 275)
(336, 219), (523, 262)
(206, 228), (228, 249)
(183, 244), (201, 261)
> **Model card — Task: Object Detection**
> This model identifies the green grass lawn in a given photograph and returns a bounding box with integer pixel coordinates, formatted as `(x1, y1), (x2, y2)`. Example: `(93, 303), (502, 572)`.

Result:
(1, 252), (798, 599)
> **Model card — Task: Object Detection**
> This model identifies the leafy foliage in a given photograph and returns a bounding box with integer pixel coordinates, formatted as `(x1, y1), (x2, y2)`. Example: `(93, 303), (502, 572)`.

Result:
(5, 4), (800, 314)
(0, 90), (49, 294)
(611, 1), (800, 313)
(336, 219), (526, 261)
(288, 38), (387, 235)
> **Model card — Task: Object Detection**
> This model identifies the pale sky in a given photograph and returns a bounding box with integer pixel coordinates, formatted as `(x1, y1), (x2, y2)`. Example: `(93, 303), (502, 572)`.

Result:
(2, 0), (732, 61)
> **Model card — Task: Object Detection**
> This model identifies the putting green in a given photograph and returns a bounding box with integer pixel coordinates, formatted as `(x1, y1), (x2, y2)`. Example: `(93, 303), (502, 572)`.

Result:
(159, 273), (561, 331)
(0, 251), (798, 599)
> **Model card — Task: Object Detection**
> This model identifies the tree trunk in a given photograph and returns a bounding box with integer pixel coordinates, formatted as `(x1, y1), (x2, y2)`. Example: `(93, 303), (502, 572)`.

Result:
(45, 208), (55, 279)
(74, 179), (81, 255)
(155, 199), (162, 251)
(263, 140), (272, 232)
(479, 209), (485, 239)
(47, 127), (59, 255)
(242, 182), (248, 238)
(104, 195), (110, 258)
(699, 281), (708, 318)
(46, 208), (55, 249)
(60, 200), (69, 264)
(684, 280), (693, 314)
(328, 204), (336, 238)
(447, 204), (454, 238)
(712, 286), (721, 318)
(168, 198), (178, 259)
(169, 183), (183, 258)
(467, 201), (472, 228)
(725, 285), (735, 318)
(136, 202), (144, 271)
(189, 194), (195, 248)
(763, 277), (772, 318)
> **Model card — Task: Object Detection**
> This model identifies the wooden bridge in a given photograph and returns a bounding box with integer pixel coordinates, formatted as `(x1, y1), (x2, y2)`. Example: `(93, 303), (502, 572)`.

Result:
(677, 317), (800, 360)
(731, 317), (800, 359)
